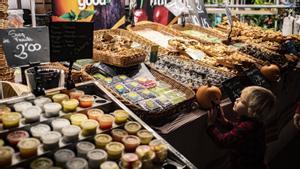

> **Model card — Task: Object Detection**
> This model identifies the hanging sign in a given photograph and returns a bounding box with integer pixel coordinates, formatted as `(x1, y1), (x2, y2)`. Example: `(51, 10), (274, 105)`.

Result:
(183, 0), (211, 28)
(51, 0), (126, 30)
(130, 0), (176, 25)
(224, 1), (233, 26)
(49, 22), (93, 62)
(0, 27), (50, 67)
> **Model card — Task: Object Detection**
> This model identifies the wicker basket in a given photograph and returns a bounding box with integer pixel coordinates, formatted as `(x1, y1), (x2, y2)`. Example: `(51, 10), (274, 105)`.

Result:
(171, 24), (227, 44)
(41, 62), (93, 83)
(93, 29), (160, 67)
(83, 64), (195, 124)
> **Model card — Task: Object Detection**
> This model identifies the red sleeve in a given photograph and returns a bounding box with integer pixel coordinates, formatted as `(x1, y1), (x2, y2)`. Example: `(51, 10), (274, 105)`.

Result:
(207, 121), (255, 148)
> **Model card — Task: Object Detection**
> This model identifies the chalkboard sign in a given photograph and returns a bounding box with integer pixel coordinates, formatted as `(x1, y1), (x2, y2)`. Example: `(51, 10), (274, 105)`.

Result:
(49, 22), (93, 62)
(0, 27), (50, 67)
(194, 0), (211, 27)
(222, 76), (245, 102)
(244, 67), (271, 89)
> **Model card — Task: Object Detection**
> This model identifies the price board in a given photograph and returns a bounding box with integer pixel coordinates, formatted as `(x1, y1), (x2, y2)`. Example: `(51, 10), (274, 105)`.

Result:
(0, 27), (50, 67)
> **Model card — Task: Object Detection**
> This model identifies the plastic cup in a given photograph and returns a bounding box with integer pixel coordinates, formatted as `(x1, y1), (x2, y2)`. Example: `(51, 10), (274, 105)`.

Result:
(30, 157), (53, 169)
(124, 121), (141, 135)
(100, 161), (119, 169)
(98, 114), (114, 130)
(69, 90), (85, 100)
(122, 135), (141, 152)
(113, 110), (129, 124)
(34, 97), (52, 110)
(87, 109), (104, 120)
(41, 131), (62, 151)
(44, 103), (62, 117)
(52, 94), (69, 104)
(18, 138), (40, 158)
(80, 119), (98, 136)
(51, 118), (71, 133)
(62, 99), (79, 112)
(0, 146), (14, 167)
(66, 158), (88, 169)
(79, 95), (94, 108)
(137, 130), (154, 145)
(105, 142), (124, 160)
(62, 125), (81, 143)
(22, 106), (42, 123)
(87, 149), (107, 169)
(2, 112), (21, 128)
(13, 101), (32, 112)
(76, 141), (95, 158)
(149, 139), (168, 163)
(94, 134), (112, 149)
(7, 130), (29, 146)
(70, 113), (88, 126)
(30, 124), (51, 139)
(54, 149), (75, 167)
(111, 129), (128, 142)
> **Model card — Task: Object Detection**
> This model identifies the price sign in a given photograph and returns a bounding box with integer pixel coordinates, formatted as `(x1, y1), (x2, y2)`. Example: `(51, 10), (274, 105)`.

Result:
(0, 27), (50, 67)
(49, 22), (93, 62)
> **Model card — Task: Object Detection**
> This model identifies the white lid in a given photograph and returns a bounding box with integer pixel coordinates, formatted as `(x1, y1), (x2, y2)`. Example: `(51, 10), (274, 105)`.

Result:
(41, 131), (62, 144)
(87, 149), (107, 161)
(62, 125), (81, 137)
(44, 103), (62, 112)
(76, 142), (95, 152)
(100, 161), (119, 169)
(22, 106), (42, 118)
(54, 149), (75, 162)
(34, 97), (52, 106)
(30, 124), (51, 138)
(52, 118), (70, 129)
(66, 158), (88, 169)
(14, 101), (32, 112)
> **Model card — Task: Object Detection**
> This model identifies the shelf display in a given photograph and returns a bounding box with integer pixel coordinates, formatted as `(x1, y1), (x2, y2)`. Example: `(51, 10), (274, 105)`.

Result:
(0, 82), (193, 169)
(84, 64), (195, 124)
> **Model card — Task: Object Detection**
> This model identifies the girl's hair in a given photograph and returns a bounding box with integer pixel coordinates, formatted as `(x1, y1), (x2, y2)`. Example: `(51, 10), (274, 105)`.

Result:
(242, 86), (276, 121)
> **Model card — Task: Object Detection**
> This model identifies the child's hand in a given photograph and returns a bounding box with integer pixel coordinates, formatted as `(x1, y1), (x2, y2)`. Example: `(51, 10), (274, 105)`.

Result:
(293, 113), (300, 129)
(208, 108), (217, 126)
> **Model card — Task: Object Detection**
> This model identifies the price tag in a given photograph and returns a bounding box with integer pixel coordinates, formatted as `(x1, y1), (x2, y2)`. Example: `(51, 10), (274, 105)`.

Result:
(49, 22), (94, 62)
(185, 48), (205, 60)
(0, 27), (50, 67)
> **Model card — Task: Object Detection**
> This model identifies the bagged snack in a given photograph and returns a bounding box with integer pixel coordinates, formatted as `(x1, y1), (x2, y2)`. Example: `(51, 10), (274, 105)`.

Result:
(113, 83), (129, 94)
(125, 80), (144, 91)
(155, 96), (173, 108)
(123, 92), (144, 103)
(137, 89), (156, 99)
(138, 99), (162, 112)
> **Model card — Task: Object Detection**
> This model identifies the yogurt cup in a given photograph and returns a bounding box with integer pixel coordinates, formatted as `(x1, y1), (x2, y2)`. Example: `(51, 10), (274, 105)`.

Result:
(76, 141), (95, 158)
(41, 131), (62, 150)
(51, 118), (71, 133)
(44, 103), (62, 117)
(54, 149), (75, 167)
(30, 124), (51, 139)
(62, 125), (81, 143)
(22, 106), (42, 123)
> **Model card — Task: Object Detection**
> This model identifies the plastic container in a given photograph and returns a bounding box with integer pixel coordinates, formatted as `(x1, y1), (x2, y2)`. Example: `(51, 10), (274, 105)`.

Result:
(87, 149), (107, 169)
(18, 138), (40, 158)
(7, 130), (29, 146)
(54, 149), (75, 167)
(149, 139), (168, 163)
(105, 142), (124, 160)
(111, 129), (128, 142)
(137, 130), (153, 145)
(98, 114), (114, 130)
(62, 99), (79, 112)
(51, 118), (71, 133)
(44, 103), (62, 117)
(66, 158), (88, 169)
(70, 113), (88, 126)
(69, 90), (85, 100)
(120, 153), (142, 169)
(100, 161), (119, 169)
(13, 101), (32, 112)
(41, 131), (62, 150)
(122, 135), (141, 152)
(94, 134), (112, 149)
(2, 112), (21, 128)
(52, 94), (69, 104)
(124, 121), (141, 135)
(135, 145), (155, 169)
(30, 157), (53, 169)
(79, 95), (94, 108)
(87, 109), (104, 120)
(80, 119), (98, 136)
(22, 106), (42, 123)
(76, 141), (95, 158)
(62, 125), (81, 143)
(113, 110), (129, 124)
(30, 124), (51, 139)
(34, 97), (52, 110)
(0, 146), (14, 167)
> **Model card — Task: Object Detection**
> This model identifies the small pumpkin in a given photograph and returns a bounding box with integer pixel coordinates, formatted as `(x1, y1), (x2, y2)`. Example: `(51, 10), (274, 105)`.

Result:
(260, 64), (280, 82)
(196, 84), (222, 110)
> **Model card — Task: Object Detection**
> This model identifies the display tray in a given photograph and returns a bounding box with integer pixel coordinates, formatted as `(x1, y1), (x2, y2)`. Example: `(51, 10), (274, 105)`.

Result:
(83, 64), (195, 125)
(171, 24), (226, 44)
(0, 81), (197, 169)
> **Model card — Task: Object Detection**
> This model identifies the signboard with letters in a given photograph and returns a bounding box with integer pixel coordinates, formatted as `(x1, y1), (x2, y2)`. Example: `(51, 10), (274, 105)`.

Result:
(0, 27), (50, 67)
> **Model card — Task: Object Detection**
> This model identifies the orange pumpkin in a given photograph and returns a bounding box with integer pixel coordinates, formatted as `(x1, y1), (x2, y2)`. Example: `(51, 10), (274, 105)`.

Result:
(260, 64), (280, 82)
(196, 84), (222, 110)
